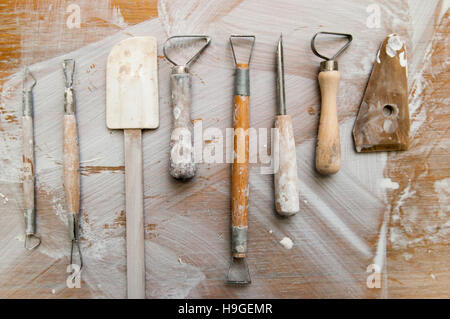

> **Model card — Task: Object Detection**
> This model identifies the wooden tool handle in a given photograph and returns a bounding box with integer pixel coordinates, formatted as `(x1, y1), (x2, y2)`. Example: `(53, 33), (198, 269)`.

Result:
(63, 114), (80, 215)
(316, 70), (341, 175)
(231, 64), (250, 258)
(124, 129), (146, 299)
(274, 115), (299, 216)
(22, 116), (35, 211)
(169, 72), (196, 180)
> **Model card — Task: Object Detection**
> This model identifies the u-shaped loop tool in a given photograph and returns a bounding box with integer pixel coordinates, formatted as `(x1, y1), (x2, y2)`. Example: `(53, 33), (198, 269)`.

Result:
(311, 32), (353, 61)
(163, 35), (211, 69)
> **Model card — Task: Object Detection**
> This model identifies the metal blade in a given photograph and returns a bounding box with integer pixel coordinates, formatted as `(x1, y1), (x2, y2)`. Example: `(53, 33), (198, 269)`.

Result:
(226, 257), (251, 285)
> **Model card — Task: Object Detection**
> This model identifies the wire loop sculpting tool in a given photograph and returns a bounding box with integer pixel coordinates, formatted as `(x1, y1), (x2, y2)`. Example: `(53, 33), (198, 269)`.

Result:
(163, 35), (211, 180)
(311, 32), (352, 175)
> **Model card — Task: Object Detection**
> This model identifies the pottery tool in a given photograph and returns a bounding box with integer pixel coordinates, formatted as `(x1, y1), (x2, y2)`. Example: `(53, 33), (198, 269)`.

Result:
(62, 59), (83, 268)
(106, 37), (159, 299)
(22, 68), (41, 250)
(163, 35), (211, 180)
(227, 35), (255, 285)
(353, 34), (410, 152)
(311, 32), (352, 175)
(274, 34), (299, 216)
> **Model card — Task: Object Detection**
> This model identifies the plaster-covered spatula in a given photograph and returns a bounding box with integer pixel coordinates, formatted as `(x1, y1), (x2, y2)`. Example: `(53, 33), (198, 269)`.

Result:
(353, 34), (410, 152)
(106, 37), (159, 299)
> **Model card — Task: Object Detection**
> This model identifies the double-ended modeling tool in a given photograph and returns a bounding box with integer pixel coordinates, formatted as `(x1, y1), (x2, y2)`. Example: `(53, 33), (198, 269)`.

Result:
(227, 35), (255, 285)
(274, 35), (300, 216)
(311, 32), (352, 175)
(22, 68), (41, 250)
(107, 37), (159, 299)
(163, 35), (211, 180)
(62, 59), (83, 269)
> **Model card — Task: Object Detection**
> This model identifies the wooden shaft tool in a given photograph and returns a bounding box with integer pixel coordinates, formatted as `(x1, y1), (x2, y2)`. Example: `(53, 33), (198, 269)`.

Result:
(231, 64), (250, 258)
(62, 59), (82, 268)
(274, 35), (299, 216)
(311, 32), (352, 175)
(22, 68), (41, 250)
(315, 68), (341, 175)
(107, 37), (159, 298)
(124, 129), (145, 298)
(169, 69), (196, 179)
(227, 35), (254, 285)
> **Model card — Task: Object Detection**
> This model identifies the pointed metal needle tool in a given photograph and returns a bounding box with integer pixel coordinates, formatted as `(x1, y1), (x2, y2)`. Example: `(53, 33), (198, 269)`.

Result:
(273, 34), (300, 216)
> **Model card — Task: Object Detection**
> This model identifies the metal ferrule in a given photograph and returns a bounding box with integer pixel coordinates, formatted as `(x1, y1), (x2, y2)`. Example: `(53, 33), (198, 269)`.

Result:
(24, 208), (35, 235)
(232, 225), (248, 256)
(320, 60), (338, 72)
(64, 87), (75, 114)
(172, 65), (189, 75)
(234, 68), (250, 96)
(22, 91), (33, 117)
(68, 214), (78, 241)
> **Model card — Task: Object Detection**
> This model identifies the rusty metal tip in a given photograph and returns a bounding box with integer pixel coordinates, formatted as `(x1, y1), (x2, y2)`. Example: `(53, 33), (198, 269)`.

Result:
(226, 257), (251, 285)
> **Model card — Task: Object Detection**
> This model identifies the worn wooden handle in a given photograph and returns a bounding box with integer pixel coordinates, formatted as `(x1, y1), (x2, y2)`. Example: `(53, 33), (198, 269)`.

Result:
(169, 72), (196, 180)
(231, 63), (250, 258)
(63, 114), (80, 215)
(22, 116), (35, 210)
(316, 70), (341, 175)
(274, 115), (299, 216)
(124, 129), (146, 299)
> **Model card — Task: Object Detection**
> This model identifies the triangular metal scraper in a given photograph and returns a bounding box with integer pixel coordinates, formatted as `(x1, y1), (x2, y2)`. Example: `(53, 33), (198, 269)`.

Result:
(352, 34), (410, 152)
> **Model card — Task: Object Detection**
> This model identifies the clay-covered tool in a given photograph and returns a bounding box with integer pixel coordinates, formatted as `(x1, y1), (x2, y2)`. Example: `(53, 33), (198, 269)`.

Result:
(106, 37), (159, 299)
(22, 68), (41, 250)
(274, 34), (299, 216)
(226, 35), (255, 285)
(353, 34), (410, 152)
(311, 32), (352, 175)
(62, 59), (83, 269)
(163, 35), (211, 180)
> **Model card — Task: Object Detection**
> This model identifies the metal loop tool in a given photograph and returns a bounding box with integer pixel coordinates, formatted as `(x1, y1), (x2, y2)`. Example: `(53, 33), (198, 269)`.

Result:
(163, 35), (211, 73)
(230, 35), (256, 67)
(311, 32), (353, 71)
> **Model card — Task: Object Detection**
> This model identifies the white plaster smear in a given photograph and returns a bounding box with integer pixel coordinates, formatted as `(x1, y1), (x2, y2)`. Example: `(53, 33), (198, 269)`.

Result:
(0, 0), (443, 298)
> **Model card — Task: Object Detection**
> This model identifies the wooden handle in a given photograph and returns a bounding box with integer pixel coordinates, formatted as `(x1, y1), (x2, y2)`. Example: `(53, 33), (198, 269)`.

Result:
(63, 114), (80, 215)
(274, 115), (299, 216)
(316, 70), (341, 175)
(22, 116), (35, 210)
(231, 64), (250, 258)
(124, 129), (146, 299)
(169, 72), (196, 180)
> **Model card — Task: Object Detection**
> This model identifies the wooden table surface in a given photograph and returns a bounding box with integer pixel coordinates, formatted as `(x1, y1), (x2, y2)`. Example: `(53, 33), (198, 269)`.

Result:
(0, 0), (448, 298)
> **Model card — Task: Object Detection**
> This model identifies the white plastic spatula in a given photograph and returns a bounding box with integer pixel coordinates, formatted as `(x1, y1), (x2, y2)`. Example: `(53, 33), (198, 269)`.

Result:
(106, 37), (159, 299)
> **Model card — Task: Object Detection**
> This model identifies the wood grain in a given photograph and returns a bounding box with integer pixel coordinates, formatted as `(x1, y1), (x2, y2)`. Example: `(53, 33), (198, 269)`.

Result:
(274, 115), (299, 216)
(22, 116), (35, 210)
(315, 70), (341, 175)
(124, 129), (146, 299)
(231, 93), (250, 258)
(63, 114), (80, 216)
(0, 0), (448, 299)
